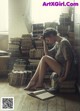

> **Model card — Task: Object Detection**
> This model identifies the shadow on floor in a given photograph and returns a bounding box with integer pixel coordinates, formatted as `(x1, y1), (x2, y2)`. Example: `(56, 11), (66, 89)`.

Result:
(56, 92), (80, 102)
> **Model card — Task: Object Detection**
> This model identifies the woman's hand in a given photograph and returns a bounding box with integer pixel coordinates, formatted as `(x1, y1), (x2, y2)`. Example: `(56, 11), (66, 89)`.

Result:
(39, 36), (45, 41)
(39, 36), (48, 55)
(59, 76), (66, 83)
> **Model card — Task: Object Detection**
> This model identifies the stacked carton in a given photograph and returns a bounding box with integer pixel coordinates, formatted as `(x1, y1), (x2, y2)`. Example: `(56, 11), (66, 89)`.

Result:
(28, 48), (44, 73)
(58, 13), (71, 36)
(59, 81), (76, 93)
(9, 38), (22, 71)
(9, 38), (21, 57)
(45, 22), (58, 29)
(34, 39), (43, 49)
(32, 23), (44, 38)
(28, 39), (44, 73)
(29, 48), (44, 59)
(8, 59), (32, 86)
(27, 24), (44, 73)
(21, 34), (33, 55)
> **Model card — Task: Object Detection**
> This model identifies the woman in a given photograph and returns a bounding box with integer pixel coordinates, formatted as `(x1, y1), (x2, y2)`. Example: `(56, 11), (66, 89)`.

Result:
(24, 28), (74, 90)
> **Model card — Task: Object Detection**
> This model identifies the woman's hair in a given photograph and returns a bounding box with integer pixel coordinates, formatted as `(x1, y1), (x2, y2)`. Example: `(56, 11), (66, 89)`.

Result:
(43, 28), (58, 38)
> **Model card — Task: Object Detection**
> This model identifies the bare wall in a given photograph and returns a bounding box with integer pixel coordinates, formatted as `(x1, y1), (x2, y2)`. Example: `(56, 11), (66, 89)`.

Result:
(0, 34), (8, 51)
(9, 0), (29, 38)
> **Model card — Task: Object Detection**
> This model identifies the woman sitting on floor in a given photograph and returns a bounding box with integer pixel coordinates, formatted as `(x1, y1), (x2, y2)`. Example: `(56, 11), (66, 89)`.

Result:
(24, 28), (75, 90)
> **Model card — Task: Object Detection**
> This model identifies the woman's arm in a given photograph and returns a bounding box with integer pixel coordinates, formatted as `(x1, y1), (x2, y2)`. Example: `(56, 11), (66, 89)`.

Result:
(40, 36), (57, 56)
(43, 40), (49, 55)
(43, 40), (57, 56)
(59, 41), (72, 82)
(59, 60), (71, 82)
(39, 36), (49, 55)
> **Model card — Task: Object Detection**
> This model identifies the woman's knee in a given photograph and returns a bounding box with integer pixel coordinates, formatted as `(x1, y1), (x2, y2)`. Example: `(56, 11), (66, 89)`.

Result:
(41, 55), (49, 62)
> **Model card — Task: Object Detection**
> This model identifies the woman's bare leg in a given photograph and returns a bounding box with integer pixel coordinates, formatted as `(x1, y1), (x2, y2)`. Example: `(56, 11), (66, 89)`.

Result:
(24, 58), (46, 89)
(24, 55), (61, 90)
(34, 55), (61, 88)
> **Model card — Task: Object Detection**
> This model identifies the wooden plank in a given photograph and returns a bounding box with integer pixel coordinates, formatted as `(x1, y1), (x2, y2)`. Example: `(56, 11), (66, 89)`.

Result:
(48, 98), (57, 111)
(57, 106), (65, 111)
(56, 96), (65, 111)
(56, 96), (65, 106)
(38, 100), (48, 111)
(0, 80), (80, 111)
(22, 95), (39, 111)
(65, 99), (80, 111)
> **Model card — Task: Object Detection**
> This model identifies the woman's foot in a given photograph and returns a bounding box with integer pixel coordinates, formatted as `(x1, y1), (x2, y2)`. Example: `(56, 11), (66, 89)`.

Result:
(31, 83), (44, 90)
(29, 85), (43, 91)
(24, 81), (36, 90)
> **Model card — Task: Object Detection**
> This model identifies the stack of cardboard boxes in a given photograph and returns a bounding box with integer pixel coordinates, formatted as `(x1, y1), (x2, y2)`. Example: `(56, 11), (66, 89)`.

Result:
(9, 37), (21, 71)
(32, 23), (44, 38)
(45, 22), (58, 29)
(21, 34), (33, 60)
(8, 59), (32, 86)
(9, 38), (21, 57)
(58, 13), (71, 36)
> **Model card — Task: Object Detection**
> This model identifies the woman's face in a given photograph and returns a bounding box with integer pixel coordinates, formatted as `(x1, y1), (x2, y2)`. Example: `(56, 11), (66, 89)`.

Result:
(45, 35), (56, 44)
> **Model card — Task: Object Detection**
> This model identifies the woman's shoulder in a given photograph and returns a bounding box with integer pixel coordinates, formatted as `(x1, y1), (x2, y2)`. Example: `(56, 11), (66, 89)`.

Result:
(61, 37), (70, 45)
(60, 37), (72, 49)
(61, 37), (69, 42)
